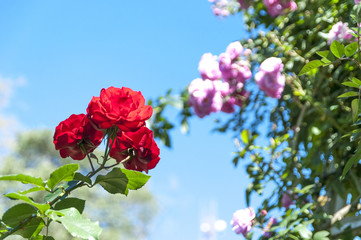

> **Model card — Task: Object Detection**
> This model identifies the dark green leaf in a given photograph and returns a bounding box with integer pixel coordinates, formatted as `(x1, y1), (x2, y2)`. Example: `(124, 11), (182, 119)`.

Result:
(54, 197), (85, 214)
(342, 82), (360, 88)
(345, 42), (358, 57)
(94, 168), (128, 195)
(47, 164), (79, 190)
(14, 217), (43, 239)
(337, 91), (358, 98)
(73, 172), (92, 185)
(0, 174), (45, 188)
(298, 60), (323, 76)
(5, 193), (50, 213)
(330, 41), (345, 58)
(2, 203), (36, 227)
(352, 99), (359, 122)
(48, 208), (102, 240)
(341, 147), (361, 179)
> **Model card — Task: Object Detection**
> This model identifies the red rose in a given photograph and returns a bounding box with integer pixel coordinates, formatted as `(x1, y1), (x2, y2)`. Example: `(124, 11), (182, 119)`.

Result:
(87, 86), (153, 131)
(53, 114), (103, 160)
(109, 126), (160, 173)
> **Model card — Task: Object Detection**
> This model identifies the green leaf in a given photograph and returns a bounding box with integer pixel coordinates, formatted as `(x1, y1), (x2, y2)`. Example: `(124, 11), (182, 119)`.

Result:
(122, 169), (151, 191)
(48, 208), (102, 240)
(2, 203), (37, 227)
(352, 98), (359, 122)
(94, 168), (129, 195)
(342, 81), (360, 88)
(352, 77), (361, 86)
(345, 42), (358, 57)
(298, 60), (323, 76)
(54, 197), (85, 214)
(313, 231), (330, 240)
(0, 174), (45, 188)
(341, 147), (361, 179)
(43, 181), (76, 203)
(47, 164), (79, 190)
(73, 172), (92, 185)
(293, 223), (312, 239)
(31, 236), (55, 240)
(316, 50), (330, 58)
(5, 193), (50, 213)
(18, 186), (46, 195)
(330, 41), (345, 58)
(241, 129), (250, 145)
(337, 91), (358, 98)
(14, 217), (43, 239)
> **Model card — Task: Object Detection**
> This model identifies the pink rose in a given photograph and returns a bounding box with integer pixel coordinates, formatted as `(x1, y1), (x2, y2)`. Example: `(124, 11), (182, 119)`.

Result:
(327, 21), (354, 45)
(255, 57), (285, 99)
(198, 53), (222, 81)
(231, 207), (255, 237)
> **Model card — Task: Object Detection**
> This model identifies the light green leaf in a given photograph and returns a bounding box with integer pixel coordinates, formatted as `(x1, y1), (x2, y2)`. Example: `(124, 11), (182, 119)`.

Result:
(5, 193), (50, 213)
(241, 129), (250, 145)
(293, 224), (312, 239)
(0, 174), (45, 188)
(330, 41), (345, 58)
(337, 91), (358, 98)
(352, 98), (359, 122)
(54, 197), (85, 214)
(122, 169), (151, 191)
(352, 77), (361, 86)
(316, 50), (330, 58)
(345, 42), (358, 57)
(18, 186), (46, 195)
(341, 147), (361, 179)
(47, 164), (79, 190)
(313, 231), (330, 240)
(94, 168), (129, 195)
(298, 60), (323, 76)
(2, 203), (36, 227)
(48, 208), (102, 240)
(342, 81), (360, 88)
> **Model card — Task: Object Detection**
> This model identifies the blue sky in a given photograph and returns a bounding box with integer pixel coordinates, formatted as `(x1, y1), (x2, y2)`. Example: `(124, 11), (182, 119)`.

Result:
(0, 1), (264, 239)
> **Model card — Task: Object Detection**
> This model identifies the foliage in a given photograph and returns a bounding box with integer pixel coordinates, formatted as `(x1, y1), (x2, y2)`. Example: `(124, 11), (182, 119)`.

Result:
(148, 0), (361, 239)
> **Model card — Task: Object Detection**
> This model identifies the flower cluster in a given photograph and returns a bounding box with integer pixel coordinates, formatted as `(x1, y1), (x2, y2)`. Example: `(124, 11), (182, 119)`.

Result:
(53, 86), (160, 173)
(208, 0), (241, 17)
(356, 0), (361, 4)
(188, 42), (251, 118)
(263, 0), (297, 17)
(230, 207), (255, 237)
(327, 21), (354, 45)
(255, 57), (285, 99)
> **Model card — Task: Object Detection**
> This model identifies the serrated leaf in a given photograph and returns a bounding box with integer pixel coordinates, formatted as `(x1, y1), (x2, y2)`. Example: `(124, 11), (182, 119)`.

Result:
(313, 231), (330, 240)
(2, 203), (37, 227)
(342, 81), (360, 88)
(121, 169), (151, 190)
(345, 42), (358, 57)
(0, 174), (45, 188)
(298, 60), (323, 76)
(94, 168), (129, 195)
(47, 164), (79, 190)
(352, 98), (359, 122)
(352, 77), (361, 85)
(338, 91), (358, 98)
(330, 41), (345, 58)
(5, 193), (50, 213)
(73, 172), (92, 185)
(54, 198), (85, 214)
(341, 147), (361, 179)
(48, 208), (102, 240)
